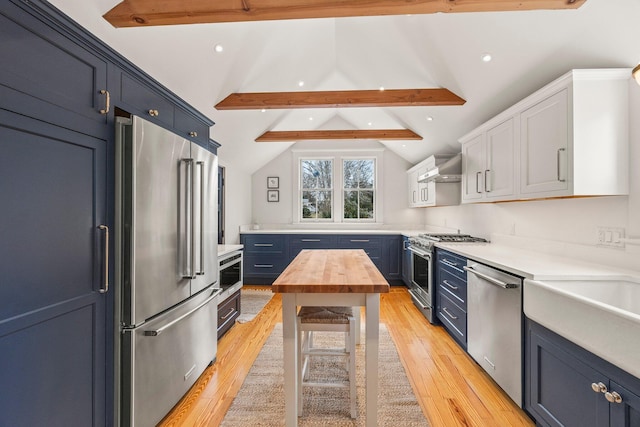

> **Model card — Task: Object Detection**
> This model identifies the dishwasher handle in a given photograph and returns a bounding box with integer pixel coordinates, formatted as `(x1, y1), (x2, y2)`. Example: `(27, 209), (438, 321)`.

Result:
(464, 265), (519, 289)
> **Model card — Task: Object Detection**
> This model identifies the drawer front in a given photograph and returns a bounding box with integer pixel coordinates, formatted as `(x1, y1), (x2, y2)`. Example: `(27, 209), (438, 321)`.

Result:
(437, 250), (467, 280)
(337, 235), (382, 248)
(241, 234), (285, 254)
(438, 292), (467, 345)
(217, 290), (240, 339)
(243, 254), (287, 276)
(174, 106), (209, 147)
(438, 269), (467, 307)
(289, 234), (337, 248)
(120, 72), (175, 128)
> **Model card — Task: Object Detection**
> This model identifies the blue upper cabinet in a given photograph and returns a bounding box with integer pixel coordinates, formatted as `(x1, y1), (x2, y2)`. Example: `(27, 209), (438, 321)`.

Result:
(0, 1), (109, 138)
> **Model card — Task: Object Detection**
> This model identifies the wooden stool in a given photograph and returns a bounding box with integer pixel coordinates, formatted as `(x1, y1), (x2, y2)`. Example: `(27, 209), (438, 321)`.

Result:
(296, 306), (357, 419)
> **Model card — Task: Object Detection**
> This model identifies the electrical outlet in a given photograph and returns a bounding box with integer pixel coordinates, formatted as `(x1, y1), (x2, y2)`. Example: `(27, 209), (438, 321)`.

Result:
(597, 226), (626, 248)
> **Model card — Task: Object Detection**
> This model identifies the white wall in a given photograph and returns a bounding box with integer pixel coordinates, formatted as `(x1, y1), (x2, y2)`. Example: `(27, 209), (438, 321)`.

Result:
(219, 159), (252, 244)
(250, 140), (424, 228)
(424, 80), (640, 270)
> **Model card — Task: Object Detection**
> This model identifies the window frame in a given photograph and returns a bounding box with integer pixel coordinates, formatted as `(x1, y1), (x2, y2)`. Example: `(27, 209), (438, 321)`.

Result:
(292, 149), (383, 225)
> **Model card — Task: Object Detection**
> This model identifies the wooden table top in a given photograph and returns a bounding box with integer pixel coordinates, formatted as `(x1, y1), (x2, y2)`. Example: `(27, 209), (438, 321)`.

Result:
(272, 249), (390, 294)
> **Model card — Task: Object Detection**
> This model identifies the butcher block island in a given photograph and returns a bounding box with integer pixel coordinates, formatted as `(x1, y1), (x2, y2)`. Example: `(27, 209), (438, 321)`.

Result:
(272, 249), (390, 427)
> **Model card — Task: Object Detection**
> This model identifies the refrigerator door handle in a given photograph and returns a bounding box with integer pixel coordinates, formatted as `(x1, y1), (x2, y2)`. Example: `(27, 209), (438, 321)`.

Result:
(181, 158), (196, 279)
(143, 288), (221, 336)
(196, 160), (205, 276)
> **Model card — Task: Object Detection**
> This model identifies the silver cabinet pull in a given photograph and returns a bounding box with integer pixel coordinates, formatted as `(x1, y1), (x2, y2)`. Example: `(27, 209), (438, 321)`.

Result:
(412, 190), (416, 203)
(144, 289), (221, 336)
(350, 239), (370, 243)
(196, 161), (205, 276)
(443, 307), (458, 320)
(442, 259), (458, 268)
(476, 171), (483, 193)
(99, 89), (110, 115)
(443, 280), (459, 291)
(464, 265), (519, 289)
(220, 307), (235, 320)
(254, 264), (274, 268)
(557, 148), (566, 182)
(485, 169), (491, 192)
(301, 239), (321, 242)
(254, 243), (274, 247)
(591, 382), (607, 393)
(98, 225), (109, 293)
(605, 391), (623, 404)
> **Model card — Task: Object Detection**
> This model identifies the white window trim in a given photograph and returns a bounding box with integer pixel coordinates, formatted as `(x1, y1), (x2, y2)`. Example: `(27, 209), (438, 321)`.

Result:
(292, 149), (384, 225)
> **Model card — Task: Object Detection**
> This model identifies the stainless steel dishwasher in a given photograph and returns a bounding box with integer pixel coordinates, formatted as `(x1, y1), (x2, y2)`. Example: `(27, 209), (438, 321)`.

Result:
(465, 261), (523, 407)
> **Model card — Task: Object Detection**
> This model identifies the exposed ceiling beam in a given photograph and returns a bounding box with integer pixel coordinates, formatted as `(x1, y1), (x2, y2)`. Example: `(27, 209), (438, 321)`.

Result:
(255, 129), (422, 142)
(103, 0), (586, 28)
(216, 88), (465, 110)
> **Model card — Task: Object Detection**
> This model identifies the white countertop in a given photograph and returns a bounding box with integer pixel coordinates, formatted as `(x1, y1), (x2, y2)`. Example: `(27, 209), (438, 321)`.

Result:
(239, 227), (447, 237)
(435, 240), (639, 281)
(218, 244), (243, 258)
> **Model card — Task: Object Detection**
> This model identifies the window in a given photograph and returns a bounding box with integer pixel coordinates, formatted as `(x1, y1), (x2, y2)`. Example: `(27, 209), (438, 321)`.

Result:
(343, 159), (375, 220)
(301, 159), (333, 220)
(296, 151), (381, 224)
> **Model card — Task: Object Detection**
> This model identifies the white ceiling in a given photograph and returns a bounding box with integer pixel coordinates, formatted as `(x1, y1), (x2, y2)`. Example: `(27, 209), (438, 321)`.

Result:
(49, 0), (639, 174)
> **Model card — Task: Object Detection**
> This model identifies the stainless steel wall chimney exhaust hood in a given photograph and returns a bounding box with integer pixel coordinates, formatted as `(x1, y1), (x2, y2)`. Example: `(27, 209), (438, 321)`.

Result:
(418, 153), (462, 183)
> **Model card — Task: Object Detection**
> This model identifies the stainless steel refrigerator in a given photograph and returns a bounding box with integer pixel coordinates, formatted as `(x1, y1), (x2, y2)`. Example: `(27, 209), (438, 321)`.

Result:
(114, 115), (220, 427)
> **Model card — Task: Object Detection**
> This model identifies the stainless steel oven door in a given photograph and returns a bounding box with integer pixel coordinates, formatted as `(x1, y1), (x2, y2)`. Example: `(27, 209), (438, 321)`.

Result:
(407, 246), (434, 323)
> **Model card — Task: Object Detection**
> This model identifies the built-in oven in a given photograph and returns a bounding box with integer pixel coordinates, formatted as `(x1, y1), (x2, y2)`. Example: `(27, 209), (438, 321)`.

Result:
(219, 251), (242, 291)
(407, 245), (435, 323)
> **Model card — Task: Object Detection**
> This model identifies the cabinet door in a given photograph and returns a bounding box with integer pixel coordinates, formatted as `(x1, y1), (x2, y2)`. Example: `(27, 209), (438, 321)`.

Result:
(485, 118), (516, 200)
(520, 89), (569, 197)
(610, 381), (640, 427)
(528, 324), (609, 427)
(401, 236), (411, 285)
(407, 170), (419, 207)
(461, 133), (485, 202)
(0, 3), (109, 138)
(0, 111), (107, 427)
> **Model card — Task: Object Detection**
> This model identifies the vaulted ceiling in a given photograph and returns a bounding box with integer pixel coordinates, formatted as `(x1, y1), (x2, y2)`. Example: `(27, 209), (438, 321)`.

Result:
(49, 0), (639, 174)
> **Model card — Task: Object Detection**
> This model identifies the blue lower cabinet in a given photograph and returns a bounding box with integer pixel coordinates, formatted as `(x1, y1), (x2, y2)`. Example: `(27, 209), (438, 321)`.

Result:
(435, 249), (468, 348)
(526, 319), (640, 427)
(401, 236), (411, 286)
(288, 234), (337, 260)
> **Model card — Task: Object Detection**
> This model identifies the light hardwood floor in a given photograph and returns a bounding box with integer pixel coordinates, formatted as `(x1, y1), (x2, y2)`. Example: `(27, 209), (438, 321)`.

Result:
(159, 285), (535, 427)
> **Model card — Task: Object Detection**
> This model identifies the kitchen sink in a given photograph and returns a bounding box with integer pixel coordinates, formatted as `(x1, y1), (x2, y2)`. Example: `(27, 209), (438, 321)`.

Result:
(524, 277), (640, 378)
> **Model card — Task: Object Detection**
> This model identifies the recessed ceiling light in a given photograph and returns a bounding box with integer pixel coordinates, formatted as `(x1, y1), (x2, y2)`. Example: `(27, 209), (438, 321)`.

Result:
(402, 144), (407, 147)
(368, 122), (373, 126)
(379, 86), (385, 91)
(214, 44), (224, 53)
(298, 80), (305, 87)
(481, 53), (492, 62)
(261, 108), (266, 113)
(426, 116), (434, 121)
(308, 116), (313, 121)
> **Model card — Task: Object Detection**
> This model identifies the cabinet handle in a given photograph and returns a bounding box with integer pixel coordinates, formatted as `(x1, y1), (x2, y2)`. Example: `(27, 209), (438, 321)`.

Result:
(189, 131), (198, 137)
(442, 259), (458, 268)
(443, 280), (459, 291)
(99, 89), (110, 115)
(350, 239), (370, 242)
(591, 382), (607, 393)
(605, 391), (623, 404)
(254, 243), (274, 247)
(442, 307), (458, 320)
(484, 169), (491, 192)
(476, 171), (483, 193)
(98, 225), (109, 294)
(148, 109), (159, 117)
(557, 148), (566, 182)
(412, 190), (416, 203)
(301, 239), (321, 242)
(220, 307), (235, 320)
(254, 264), (273, 268)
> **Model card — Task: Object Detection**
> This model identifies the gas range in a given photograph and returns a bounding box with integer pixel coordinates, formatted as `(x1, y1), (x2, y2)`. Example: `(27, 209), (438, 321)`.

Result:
(409, 233), (488, 252)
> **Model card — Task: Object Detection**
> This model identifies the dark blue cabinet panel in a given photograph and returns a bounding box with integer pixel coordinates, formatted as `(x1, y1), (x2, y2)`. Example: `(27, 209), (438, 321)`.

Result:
(526, 319), (640, 427)
(289, 234), (337, 260)
(435, 249), (468, 348)
(0, 3), (108, 137)
(401, 236), (411, 286)
(0, 111), (107, 426)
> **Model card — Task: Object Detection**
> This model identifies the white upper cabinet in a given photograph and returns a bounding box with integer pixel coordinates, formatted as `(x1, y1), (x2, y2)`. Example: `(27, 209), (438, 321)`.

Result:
(407, 155), (459, 208)
(461, 118), (516, 203)
(460, 69), (630, 203)
(407, 169), (420, 207)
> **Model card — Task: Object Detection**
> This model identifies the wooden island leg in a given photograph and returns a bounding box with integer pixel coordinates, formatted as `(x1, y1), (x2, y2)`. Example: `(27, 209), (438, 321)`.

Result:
(282, 293), (298, 427)
(365, 293), (380, 427)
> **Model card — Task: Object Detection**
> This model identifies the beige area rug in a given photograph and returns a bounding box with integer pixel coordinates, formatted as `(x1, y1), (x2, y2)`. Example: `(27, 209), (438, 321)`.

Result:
(236, 288), (274, 323)
(221, 323), (429, 426)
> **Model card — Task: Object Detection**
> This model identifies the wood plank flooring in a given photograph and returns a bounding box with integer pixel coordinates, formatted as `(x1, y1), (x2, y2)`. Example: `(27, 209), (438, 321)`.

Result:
(158, 286), (535, 427)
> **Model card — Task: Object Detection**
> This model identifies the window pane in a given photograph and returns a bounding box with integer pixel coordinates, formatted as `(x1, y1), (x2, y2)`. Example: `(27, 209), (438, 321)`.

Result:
(317, 191), (332, 219)
(343, 160), (358, 189)
(343, 190), (358, 219)
(302, 190), (316, 218)
(359, 191), (374, 218)
(302, 159), (332, 189)
(358, 160), (374, 189)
